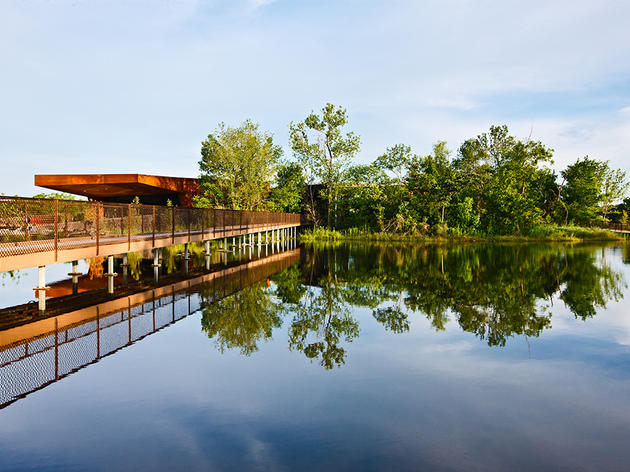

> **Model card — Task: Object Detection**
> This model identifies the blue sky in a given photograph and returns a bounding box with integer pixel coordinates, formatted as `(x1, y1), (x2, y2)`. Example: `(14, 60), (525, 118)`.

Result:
(1, 0), (629, 196)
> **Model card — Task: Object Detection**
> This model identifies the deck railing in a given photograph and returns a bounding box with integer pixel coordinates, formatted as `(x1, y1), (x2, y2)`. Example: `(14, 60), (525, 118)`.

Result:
(0, 196), (301, 258)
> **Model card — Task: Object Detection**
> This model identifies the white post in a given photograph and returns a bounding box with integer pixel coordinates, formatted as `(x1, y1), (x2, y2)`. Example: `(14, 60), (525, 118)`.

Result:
(153, 248), (160, 282)
(36, 265), (47, 313)
(69, 260), (80, 294)
(107, 255), (115, 294)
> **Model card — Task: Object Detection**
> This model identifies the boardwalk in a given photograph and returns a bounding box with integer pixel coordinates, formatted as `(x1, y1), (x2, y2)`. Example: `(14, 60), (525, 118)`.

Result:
(0, 197), (301, 271)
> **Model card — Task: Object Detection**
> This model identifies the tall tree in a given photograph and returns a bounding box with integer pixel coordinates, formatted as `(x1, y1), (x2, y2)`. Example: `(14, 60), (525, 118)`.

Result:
(601, 166), (629, 220)
(407, 141), (457, 226)
(561, 157), (608, 224)
(270, 162), (306, 213)
(560, 157), (628, 223)
(196, 120), (282, 210)
(375, 143), (415, 182)
(289, 103), (361, 228)
(461, 126), (554, 233)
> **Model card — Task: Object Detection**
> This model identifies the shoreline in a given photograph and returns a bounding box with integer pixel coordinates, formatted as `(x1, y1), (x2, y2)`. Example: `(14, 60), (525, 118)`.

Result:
(299, 226), (626, 244)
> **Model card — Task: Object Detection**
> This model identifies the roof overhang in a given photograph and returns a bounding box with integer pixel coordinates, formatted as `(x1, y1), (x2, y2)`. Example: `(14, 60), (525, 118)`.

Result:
(34, 174), (200, 200)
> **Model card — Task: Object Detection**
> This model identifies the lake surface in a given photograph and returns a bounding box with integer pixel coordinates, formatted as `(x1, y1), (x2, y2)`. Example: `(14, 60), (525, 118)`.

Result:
(1, 242), (630, 471)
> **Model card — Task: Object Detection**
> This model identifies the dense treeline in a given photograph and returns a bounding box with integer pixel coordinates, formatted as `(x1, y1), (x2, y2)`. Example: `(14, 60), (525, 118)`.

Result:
(195, 104), (629, 235)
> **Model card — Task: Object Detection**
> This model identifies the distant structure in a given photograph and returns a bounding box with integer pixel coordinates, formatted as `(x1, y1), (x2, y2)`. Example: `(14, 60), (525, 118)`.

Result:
(34, 174), (201, 206)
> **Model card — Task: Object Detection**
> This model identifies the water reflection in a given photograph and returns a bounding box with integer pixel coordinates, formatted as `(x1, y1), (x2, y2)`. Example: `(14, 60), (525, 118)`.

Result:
(1, 242), (630, 470)
(0, 250), (299, 408)
(200, 243), (626, 368)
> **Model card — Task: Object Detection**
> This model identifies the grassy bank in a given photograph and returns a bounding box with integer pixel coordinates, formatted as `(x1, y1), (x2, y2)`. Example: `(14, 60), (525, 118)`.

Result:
(299, 225), (625, 243)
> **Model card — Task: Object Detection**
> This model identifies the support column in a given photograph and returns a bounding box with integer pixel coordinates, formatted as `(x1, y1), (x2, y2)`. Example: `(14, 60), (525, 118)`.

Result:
(204, 240), (211, 270)
(223, 237), (228, 265)
(105, 255), (117, 295)
(34, 265), (50, 313)
(122, 253), (128, 287)
(68, 260), (80, 295)
(184, 242), (189, 275)
(153, 248), (160, 283)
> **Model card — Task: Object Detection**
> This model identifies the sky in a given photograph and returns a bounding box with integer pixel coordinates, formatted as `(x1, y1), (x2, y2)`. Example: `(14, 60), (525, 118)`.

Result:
(1, 0), (629, 196)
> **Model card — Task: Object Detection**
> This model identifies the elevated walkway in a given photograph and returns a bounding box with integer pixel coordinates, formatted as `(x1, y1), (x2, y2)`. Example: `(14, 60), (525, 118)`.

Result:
(0, 197), (302, 272)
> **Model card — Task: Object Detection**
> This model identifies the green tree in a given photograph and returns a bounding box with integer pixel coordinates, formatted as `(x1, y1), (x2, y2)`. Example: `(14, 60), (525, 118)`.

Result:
(197, 120), (282, 210)
(270, 162), (306, 212)
(407, 141), (457, 227)
(375, 143), (414, 183)
(458, 126), (554, 233)
(560, 157), (608, 224)
(601, 166), (628, 220)
(289, 103), (361, 228)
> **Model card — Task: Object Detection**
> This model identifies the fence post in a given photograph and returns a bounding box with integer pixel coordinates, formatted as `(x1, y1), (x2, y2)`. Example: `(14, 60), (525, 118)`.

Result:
(24, 202), (29, 241)
(54, 199), (58, 261)
(95, 202), (100, 256)
(152, 205), (156, 248)
(128, 204), (131, 251)
(64, 203), (68, 238)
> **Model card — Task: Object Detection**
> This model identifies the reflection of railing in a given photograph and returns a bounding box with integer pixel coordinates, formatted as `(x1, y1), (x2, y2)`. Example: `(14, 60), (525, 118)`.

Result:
(0, 249), (300, 409)
(0, 196), (301, 259)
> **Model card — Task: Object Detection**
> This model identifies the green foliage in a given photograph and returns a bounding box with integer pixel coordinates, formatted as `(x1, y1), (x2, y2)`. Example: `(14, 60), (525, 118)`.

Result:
(300, 224), (622, 242)
(561, 157), (609, 224)
(269, 162), (306, 212)
(32, 192), (81, 200)
(201, 282), (282, 356)
(375, 143), (415, 182)
(289, 103), (361, 227)
(407, 141), (456, 225)
(198, 119), (282, 210)
(290, 122), (626, 235)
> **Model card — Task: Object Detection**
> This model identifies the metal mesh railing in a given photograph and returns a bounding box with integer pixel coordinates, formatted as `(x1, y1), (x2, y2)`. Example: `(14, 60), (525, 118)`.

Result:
(0, 196), (301, 259)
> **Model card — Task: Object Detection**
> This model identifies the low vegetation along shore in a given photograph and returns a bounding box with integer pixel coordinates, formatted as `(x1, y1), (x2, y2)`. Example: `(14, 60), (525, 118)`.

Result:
(299, 225), (625, 243)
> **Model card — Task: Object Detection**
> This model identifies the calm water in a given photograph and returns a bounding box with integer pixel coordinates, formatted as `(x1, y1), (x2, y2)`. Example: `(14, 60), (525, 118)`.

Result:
(1, 242), (630, 471)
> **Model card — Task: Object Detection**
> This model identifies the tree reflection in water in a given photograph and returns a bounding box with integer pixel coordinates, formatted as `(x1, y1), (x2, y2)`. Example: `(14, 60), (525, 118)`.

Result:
(200, 281), (281, 356)
(200, 243), (627, 368)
